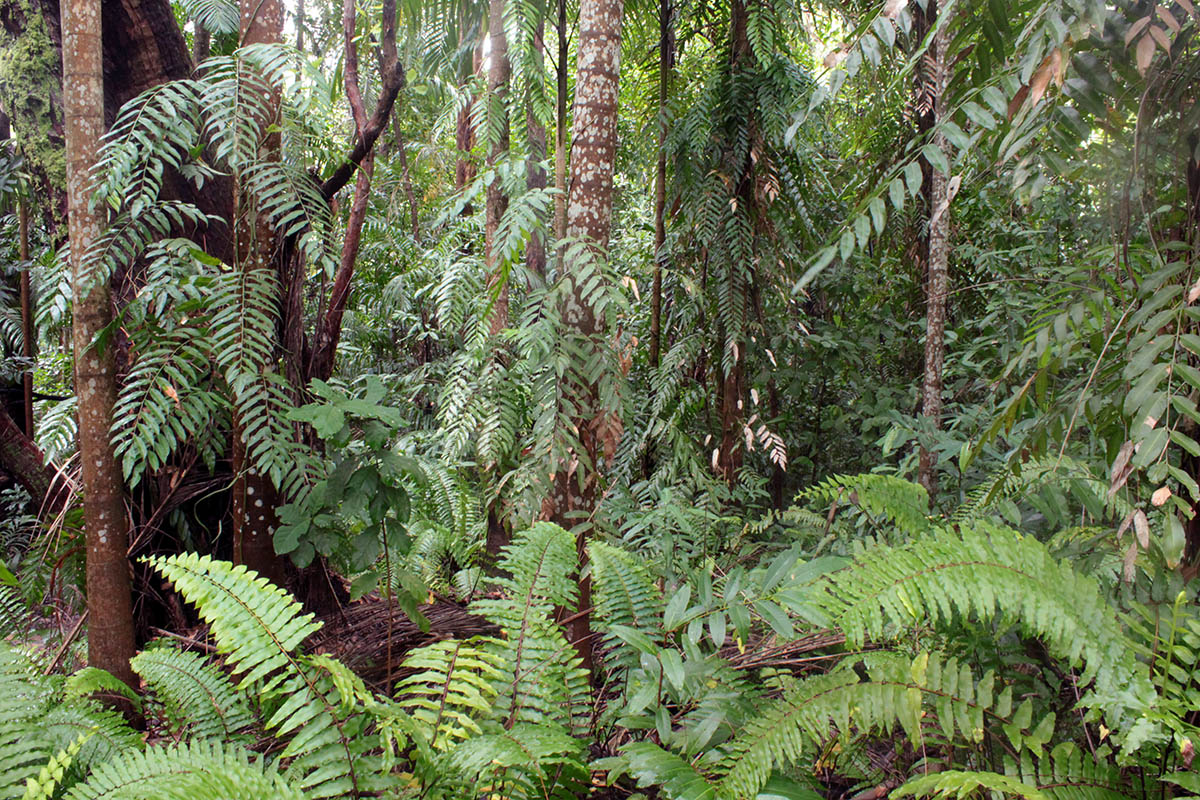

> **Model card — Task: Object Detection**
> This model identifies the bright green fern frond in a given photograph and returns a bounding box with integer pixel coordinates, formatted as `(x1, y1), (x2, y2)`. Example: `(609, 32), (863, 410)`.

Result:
(1005, 742), (1133, 800)
(817, 521), (1151, 730)
(799, 473), (931, 537)
(713, 651), (1050, 800)
(148, 552), (321, 691)
(63, 668), (141, 712)
(394, 639), (504, 750)
(64, 739), (304, 800)
(21, 733), (89, 800)
(618, 742), (717, 800)
(895, 771), (1049, 800)
(590, 541), (665, 667)
(130, 644), (255, 740)
(445, 722), (587, 800)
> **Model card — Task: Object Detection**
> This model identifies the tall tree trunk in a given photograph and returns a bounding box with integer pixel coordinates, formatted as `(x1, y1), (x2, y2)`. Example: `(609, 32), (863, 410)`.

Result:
(455, 38), (483, 203)
(648, 0), (671, 369)
(192, 23), (209, 65)
(715, 0), (754, 485)
(64, 0), (137, 693)
(231, 0), (286, 584)
(18, 201), (33, 437)
(553, 0), (568, 246)
(525, 19), (548, 279)
(548, 0), (623, 673)
(485, 0), (510, 335)
(916, 2), (950, 501)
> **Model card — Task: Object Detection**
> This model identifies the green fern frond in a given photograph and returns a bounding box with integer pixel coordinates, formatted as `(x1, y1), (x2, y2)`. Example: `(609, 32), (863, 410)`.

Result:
(590, 541), (665, 666)
(130, 645), (255, 741)
(63, 668), (141, 712)
(65, 739), (304, 800)
(799, 473), (931, 537)
(816, 521), (1151, 730)
(148, 552), (321, 691)
(895, 771), (1049, 800)
(1005, 742), (1133, 800)
(394, 640), (504, 750)
(713, 651), (1046, 800)
(445, 722), (587, 800)
(20, 733), (89, 800)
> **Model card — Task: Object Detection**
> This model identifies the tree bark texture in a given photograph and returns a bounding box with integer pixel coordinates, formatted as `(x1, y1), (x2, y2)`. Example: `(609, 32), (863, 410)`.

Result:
(231, 0), (286, 584)
(19, 201), (34, 437)
(64, 0), (137, 692)
(553, 0), (568, 245)
(549, 0), (624, 672)
(917, 3), (950, 501)
(525, 20), (547, 279)
(485, 0), (510, 335)
(648, 0), (671, 369)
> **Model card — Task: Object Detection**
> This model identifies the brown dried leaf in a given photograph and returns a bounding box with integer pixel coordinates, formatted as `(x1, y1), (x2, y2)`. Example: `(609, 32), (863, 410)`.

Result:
(1125, 14), (1152, 46)
(1124, 540), (1139, 583)
(1149, 24), (1172, 52)
(1007, 85), (1030, 120)
(1152, 486), (1173, 506)
(1134, 509), (1151, 548)
(1109, 440), (1136, 497)
(1157, 5), (1181, 33)
(1136, 33), (1156, 73)
(1029, 49), (1062, 106)
(1117, 509), (1135, 540)
(1179, 0), (1197, 20)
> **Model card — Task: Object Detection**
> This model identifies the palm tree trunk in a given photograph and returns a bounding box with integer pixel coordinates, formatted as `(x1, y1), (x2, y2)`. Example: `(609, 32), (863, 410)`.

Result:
(64, 0), (137, 693)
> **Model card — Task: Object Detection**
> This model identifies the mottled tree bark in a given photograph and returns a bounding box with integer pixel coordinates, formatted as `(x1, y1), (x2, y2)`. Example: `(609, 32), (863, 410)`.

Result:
(553, 0), (567, 246)
(917, 3), (950, 501)
(525, 19), (548, 280)
(231, 0), (286, 584)
(19, 201), (33, 437)
(485, 0), (510, 336)
(548, 0), (623, 672)
(64, 0), (137, 693)
(455, 38), (483, 204)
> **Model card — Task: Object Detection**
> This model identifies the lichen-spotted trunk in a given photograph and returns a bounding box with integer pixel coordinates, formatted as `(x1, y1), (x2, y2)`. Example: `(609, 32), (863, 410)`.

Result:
(231, 0), (287, 584)
(64, 0), (138, 694)
(547, 0), (623, 673)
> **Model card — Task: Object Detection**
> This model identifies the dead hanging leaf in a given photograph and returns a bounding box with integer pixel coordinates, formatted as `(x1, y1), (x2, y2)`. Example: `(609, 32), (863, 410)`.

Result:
(1125, 15), (1152, 46)
(1148, 24), (1172, 52)
(1182, 738), (1195, 769)
(1188, 276), (1200, 304)
(1152, 486), (1173, 506)
(1109, 440), (1136, 498)
(1124, 540), (1139, 583)
(1134, 509), (1151, 548)
(164, 383), (180, 408)
(883, 0), (904, 19)
(1136, 34), (1156, 74)
(1007, 85), (1030, 120)
(1029, 49), (1063, 106)
(1157, 5), (1181, 33)
(1180, 0), (1197, 20)
(824, 44), (849, 68)
(1117, 510), (1135, 541)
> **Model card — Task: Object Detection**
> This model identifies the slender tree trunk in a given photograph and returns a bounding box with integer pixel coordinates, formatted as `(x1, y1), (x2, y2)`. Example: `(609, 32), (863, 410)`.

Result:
(649, 0), (671, 369)
(64, 0), (137, 693)
(231, 0), (286, 584)
(395, 117), (420, 240)
(525, 19), (548, 279)
(715, 0), (754, 485)
(18, 201), (33, 437)
(296, 0), (305, 53)
(455, 38), (483, 202)
(485, 0), (510, 336)
(548, 0), (623, 673)
(192, 23), (209, 65)
(553, 0), (567, 246)
(917, 3), (950, 501)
